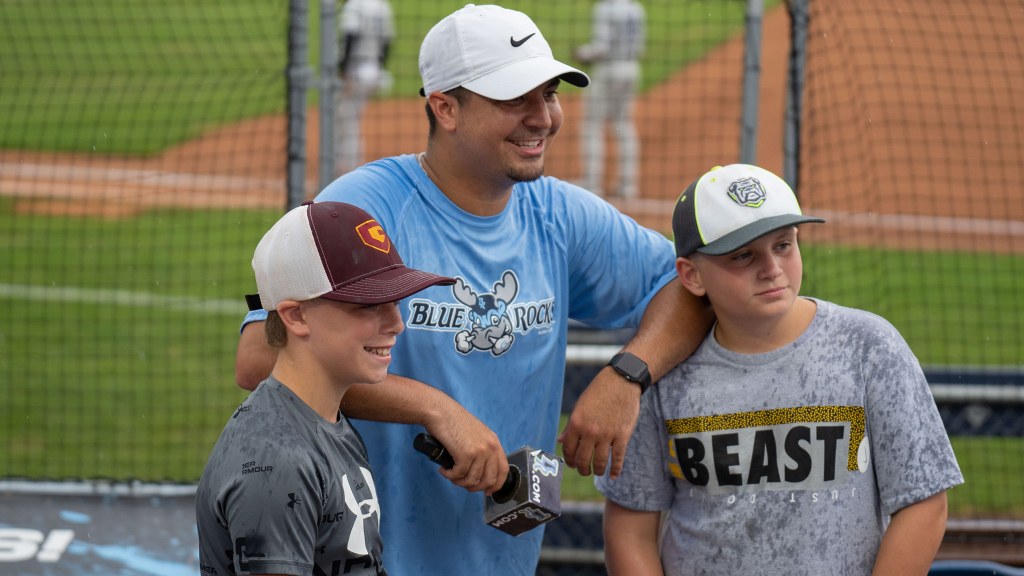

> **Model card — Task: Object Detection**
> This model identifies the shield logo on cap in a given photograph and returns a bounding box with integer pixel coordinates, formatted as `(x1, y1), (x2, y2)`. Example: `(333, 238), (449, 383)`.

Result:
(727, 177), (767, 208)
(356, 219), (391, 253)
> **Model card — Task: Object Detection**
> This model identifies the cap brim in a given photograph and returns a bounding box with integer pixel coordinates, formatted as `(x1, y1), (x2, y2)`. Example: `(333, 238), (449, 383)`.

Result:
(461, 56), (589, 100)
(697, 214), (826, 256)
(321, 266), (455, 305)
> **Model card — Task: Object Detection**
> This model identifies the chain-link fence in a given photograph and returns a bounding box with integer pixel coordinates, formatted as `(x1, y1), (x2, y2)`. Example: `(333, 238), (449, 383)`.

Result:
(1, 0), (1022, 571)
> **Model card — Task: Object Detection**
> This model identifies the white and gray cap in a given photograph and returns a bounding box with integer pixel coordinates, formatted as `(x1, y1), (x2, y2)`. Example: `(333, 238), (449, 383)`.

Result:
(672, 164), (825, 257)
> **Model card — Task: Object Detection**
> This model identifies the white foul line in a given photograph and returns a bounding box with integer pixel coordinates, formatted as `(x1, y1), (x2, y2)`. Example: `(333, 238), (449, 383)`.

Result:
(0, 283), (243, 315)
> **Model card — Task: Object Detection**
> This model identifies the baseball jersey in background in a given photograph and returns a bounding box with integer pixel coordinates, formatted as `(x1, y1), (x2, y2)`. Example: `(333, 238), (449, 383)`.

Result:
(197, 377), (386, 575)
(340, 0), (394, 68)
(597, 299), (964, 576)
(592, 0), (645, 62)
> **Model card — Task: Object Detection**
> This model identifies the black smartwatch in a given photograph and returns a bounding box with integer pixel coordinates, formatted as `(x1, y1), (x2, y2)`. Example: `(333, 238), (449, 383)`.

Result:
(607, 352), (651, 394)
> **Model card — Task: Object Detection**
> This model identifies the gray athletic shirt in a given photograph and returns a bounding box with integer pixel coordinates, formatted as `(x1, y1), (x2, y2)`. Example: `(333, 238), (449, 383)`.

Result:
(597, 298), (963, 575)
(196, 377), (386, 575)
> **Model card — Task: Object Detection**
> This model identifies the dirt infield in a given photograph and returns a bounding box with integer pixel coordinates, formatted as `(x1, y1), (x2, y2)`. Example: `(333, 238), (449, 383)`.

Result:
(1, 2), (1021, 252)
(1, 7), (789, 230)
(793, 1), (1024, 254)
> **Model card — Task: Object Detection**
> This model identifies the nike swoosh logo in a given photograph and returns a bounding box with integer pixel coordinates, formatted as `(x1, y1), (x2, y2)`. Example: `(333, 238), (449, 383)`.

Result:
(510, 33), (536, 47)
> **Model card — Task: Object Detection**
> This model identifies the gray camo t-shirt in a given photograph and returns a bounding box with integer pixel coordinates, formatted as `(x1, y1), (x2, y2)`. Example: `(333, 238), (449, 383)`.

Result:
(197, 377), (386, 575)
(597, 298), (963, 575)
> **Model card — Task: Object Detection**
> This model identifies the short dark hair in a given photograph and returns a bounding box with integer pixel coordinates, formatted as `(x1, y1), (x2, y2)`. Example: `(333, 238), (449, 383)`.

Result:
(264, 310), (287, 348)
(425, 87), (469, 135)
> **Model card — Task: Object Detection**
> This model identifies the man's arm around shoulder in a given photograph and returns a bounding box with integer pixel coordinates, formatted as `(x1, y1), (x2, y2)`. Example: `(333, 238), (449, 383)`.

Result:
(560, 280), (713, 476)
(236, 321), (276, 391)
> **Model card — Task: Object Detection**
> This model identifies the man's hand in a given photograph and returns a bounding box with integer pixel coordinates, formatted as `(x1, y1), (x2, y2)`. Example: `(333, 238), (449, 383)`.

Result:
(341, 374), (508, 496)
(427, 408), (509, 497)
(558, 280), (713, 477)
(558, 366), (642, 477)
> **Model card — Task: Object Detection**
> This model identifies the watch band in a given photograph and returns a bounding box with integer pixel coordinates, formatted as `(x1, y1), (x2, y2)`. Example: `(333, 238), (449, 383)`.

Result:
(607, 351), (652, 394)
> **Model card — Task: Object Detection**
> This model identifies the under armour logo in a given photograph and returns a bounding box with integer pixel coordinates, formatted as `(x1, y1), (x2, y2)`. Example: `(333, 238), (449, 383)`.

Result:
(510, 33), (536, 47)
(343, 467), (380, 556)
(287, 493), (302, 509)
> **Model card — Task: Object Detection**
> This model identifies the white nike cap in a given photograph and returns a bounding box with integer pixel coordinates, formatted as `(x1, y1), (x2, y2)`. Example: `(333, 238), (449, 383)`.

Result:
(418, 4), (589, 100)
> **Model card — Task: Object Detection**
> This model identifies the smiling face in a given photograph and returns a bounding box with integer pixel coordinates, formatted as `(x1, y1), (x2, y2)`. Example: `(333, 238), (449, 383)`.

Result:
(454, 79), (564, 184)
(677, 227), (806, 340)
(300, 298), (405, 386)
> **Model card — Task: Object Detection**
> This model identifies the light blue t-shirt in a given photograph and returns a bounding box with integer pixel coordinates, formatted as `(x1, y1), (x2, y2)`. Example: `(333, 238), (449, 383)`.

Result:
(243, 154), (676, 575)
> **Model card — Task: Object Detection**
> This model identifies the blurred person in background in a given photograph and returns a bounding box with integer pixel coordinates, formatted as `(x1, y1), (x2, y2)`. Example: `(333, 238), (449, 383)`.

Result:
(575, 0), (646, 198)
(335, 0), (394, 175)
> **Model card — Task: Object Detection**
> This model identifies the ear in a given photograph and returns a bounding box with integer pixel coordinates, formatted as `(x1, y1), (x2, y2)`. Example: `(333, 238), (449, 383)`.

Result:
(427, 91), (459, 132)
(675, 256), (706, 297)
(276, 300), (312, 338)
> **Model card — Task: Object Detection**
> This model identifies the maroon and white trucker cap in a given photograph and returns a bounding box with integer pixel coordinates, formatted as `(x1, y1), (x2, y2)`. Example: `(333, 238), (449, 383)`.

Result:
(253, 201), (455, 309)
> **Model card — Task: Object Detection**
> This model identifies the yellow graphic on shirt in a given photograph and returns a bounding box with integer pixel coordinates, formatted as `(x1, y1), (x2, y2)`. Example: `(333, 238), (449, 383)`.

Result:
(665, 406), (867, 493)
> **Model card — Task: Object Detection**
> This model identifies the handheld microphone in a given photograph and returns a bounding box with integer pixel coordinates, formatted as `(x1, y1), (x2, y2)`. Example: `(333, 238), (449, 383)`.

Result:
(413, 433), (563, 536)
(413, 433), (519, 502)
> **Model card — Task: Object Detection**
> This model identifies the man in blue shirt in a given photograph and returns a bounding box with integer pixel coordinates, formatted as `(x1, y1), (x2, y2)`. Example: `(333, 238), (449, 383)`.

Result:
(235, 5), (713, 575)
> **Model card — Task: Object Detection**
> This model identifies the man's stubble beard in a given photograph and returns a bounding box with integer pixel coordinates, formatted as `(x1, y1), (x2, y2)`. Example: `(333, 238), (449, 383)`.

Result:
(506, 130), (557, 183)
(508, 163), (545, 183)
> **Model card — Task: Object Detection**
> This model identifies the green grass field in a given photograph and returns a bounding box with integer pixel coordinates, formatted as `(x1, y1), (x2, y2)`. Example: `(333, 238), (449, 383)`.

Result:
(0, 202), (277, 479)
(0, 0), (286, 155)
(802, 245), (1024, 367)
(0, 0), (763, 155)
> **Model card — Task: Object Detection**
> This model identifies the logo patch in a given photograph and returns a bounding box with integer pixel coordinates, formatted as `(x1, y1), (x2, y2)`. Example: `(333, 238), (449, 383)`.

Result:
(405, 270), (557, 355)
(727, 177), (767, 208)
(355, 219), (391, 253)
(510, 32), (536, 47)
(452, 271), (519, 356)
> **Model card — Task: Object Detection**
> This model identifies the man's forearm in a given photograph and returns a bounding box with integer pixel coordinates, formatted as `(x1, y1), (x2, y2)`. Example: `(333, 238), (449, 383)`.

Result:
(340, 372), (453, 429)
(235, 321), (277, 391)
(621, 279), (713, 381)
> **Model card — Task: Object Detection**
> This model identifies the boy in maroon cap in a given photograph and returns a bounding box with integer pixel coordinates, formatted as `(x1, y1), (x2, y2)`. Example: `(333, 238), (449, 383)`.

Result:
(196, 201), (453, 576)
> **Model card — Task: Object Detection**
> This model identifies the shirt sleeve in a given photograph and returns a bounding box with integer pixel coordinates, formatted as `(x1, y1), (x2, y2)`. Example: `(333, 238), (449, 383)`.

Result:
(239, 308), (268, 334)
(340, 1), (362, 35)
(218, 445), (323, 575)
(595, 390), (676, 510)
(557, 180), (676, 329)
(861, 315), (964, 515)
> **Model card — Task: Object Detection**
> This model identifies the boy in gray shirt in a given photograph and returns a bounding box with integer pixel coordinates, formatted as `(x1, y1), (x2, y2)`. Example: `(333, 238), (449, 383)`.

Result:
(196, 201), (453, 575)
(597, 164), (963, 575)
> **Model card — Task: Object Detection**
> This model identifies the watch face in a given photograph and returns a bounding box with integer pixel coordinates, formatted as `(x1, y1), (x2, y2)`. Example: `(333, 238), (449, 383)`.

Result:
(614, 353), (647, 381)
